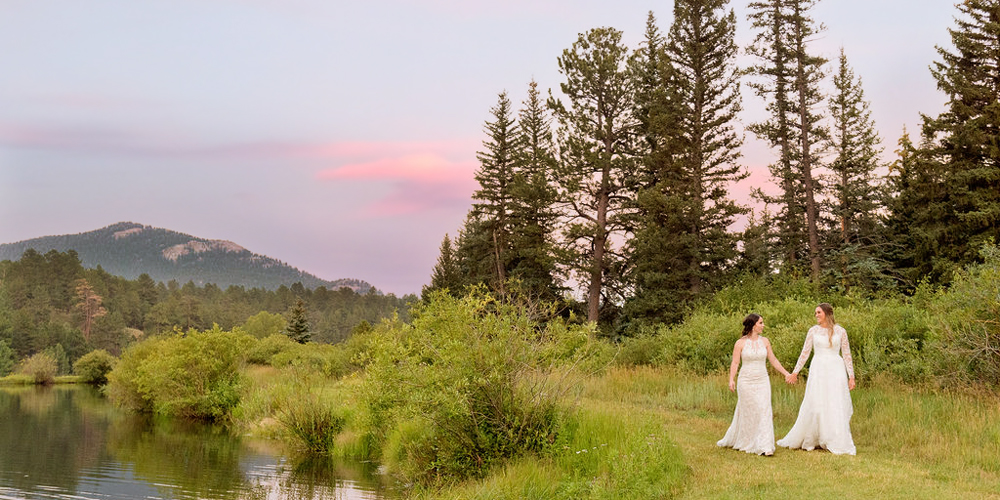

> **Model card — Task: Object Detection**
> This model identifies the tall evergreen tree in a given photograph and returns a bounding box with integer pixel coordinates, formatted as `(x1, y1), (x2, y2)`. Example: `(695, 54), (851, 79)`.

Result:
(626, 0), (746, 326)
(788, 0), (828, 282)
(469, 91), (520, 293)
(549, 27), (639, 323)
(919, 0), (1000, 277)
(509, 80), (561, 301)
(824, 48), (886, 291)
(422, 234), (463, 300)
(746, 0), (827, 280)
(74, 278), (107, 343)
(883, 128), (949, 286)
(747, 0), (799, 270)
(285, 298), (310, 344)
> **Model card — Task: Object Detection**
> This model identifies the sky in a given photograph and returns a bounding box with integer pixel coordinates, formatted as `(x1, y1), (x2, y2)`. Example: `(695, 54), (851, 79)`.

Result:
(0, 0), (957, 296)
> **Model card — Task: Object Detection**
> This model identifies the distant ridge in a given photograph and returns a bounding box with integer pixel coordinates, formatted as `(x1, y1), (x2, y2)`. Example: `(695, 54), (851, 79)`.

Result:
(0, 222), (374, 293)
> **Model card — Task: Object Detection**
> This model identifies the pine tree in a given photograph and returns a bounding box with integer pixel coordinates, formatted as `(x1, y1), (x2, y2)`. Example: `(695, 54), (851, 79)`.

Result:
(452, 214), (497, 290)
(508, 80), (561, 301)
(788, 0), (828, 282)
(746, 0), (827, 280)
(285, 298), (310, 344)
(883, 129), (952, 285)
(625, 0), (746, 326)
(824, 49), (886, 291)
(422, 234), (463, 300)
(919, 0), (1000, 277)
(74, 278), (107, 343)
(549, 27), (639, 323)
(747, 0), (800, 270)
(470, 91), (520, 294)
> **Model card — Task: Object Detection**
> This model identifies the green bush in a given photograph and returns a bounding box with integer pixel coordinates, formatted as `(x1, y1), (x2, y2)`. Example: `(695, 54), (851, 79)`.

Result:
(73, 349), (117, 385)
(107, 326), (255, 420)
(241, 310), (287, 338)
(927, 242), (1000, 387)
(247, 333), (297, 365)
(361, 289), (579, 484)
(19, 352), (58, 384)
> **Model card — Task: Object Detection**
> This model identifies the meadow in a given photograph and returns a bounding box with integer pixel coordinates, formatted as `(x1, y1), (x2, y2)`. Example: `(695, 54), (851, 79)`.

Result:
(95, 246), (999, 498)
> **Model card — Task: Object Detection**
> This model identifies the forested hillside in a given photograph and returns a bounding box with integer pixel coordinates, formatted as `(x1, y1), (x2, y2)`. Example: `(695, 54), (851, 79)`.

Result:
(0, 248), (413, 372)
(425, 1), (1000, 335)
(0, 222), (372, 292)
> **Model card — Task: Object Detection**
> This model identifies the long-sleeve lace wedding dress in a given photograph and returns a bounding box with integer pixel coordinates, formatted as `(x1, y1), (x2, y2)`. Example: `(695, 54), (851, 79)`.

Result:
(717, 337), (775, 455)
(777, 324), (856, 455)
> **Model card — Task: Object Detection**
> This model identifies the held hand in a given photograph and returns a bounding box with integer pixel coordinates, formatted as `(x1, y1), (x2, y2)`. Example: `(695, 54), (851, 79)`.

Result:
(848, 377), (856, 390)
(785, 373), (797, 384)
(728, 379), (736, 392)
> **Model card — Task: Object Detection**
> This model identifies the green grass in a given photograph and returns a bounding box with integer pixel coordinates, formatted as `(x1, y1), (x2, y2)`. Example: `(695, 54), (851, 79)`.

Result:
(569, 367), (1000, 500)
(0, 374), (83, 385)
(240, 364), (1000, 499)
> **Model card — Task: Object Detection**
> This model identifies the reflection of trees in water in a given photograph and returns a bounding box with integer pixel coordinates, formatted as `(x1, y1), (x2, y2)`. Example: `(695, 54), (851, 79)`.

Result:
(106, 415), (250, 499)
(0, 386), (389, 500)
(251, 454), (391, 500)
(0, 386), (109, 493)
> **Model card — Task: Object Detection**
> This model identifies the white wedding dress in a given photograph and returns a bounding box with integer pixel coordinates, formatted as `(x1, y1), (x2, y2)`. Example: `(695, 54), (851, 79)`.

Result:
(777, 324), (856, 455)
(717, 337), (775, 455)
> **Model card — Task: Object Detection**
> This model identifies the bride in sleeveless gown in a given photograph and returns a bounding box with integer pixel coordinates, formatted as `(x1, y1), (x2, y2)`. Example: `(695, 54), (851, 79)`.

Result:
(717, 314), (791, 456)
(777, 303), (856, 455)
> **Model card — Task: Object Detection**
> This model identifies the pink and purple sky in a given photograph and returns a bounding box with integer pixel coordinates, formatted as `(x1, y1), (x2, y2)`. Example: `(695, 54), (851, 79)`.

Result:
(0, 0), (955, 295)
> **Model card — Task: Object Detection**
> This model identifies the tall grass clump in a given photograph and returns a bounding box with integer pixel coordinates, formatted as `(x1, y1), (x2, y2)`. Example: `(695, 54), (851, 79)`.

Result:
(274, 376), (347, 454)
(107, 325), (255, 421)
(360, 288), (590, 485)
(18, 351), (59, 384)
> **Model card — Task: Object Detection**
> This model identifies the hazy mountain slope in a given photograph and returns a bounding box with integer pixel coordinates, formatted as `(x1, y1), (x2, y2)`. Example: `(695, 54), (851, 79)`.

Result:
(0, 222), (373, 292)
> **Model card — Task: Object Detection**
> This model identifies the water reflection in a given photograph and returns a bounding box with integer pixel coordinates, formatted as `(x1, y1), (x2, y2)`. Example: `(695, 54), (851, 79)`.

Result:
(0, 386), (388, 500)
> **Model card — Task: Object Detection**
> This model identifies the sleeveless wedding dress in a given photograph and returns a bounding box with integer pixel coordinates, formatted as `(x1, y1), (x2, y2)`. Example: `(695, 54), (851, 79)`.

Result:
(717, 337), (775, 455)
(777, 324), (856, 455)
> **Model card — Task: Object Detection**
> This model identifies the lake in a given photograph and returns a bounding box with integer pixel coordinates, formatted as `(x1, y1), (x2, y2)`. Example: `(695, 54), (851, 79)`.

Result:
(0, 385), (391, 500)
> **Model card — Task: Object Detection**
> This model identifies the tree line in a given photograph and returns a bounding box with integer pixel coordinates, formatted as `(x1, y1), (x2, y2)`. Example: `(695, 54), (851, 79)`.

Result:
(424, 0), (1000, 333)
(0, 248), (414, 374)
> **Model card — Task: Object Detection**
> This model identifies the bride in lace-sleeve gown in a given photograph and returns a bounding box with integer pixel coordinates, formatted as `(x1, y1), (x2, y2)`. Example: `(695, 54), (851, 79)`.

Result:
(717, 314), (791, 456)
(777, 303), (857, 455)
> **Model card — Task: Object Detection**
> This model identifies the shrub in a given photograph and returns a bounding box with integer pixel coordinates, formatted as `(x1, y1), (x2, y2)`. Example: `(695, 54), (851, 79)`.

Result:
(73, 349), (117, 385)
(361, 289), (578, 484)
(19, 352), (58, 384)
(927, 242), (1000, 387)
(107, 326), (255, 420)
(247, 333), (297, 365)
(242, 311), (287, 338)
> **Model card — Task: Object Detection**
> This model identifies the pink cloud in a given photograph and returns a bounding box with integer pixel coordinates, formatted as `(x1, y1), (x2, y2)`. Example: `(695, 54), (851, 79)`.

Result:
(317, 153), (478, 217)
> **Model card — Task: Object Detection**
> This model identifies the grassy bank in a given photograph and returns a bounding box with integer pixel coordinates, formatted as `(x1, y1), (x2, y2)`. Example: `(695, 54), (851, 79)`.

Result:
(234, 364), (999, 499)
(103, 251), (1000, 498)
(0, 374), (82, 385)
(412, 366), (1000, 499)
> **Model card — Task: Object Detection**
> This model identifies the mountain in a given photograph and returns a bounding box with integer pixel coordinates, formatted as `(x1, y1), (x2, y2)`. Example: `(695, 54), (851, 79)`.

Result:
(0, 222), (374, 293)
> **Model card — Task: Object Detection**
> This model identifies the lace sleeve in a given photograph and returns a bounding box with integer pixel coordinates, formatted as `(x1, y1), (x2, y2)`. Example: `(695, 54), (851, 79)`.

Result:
(792, 328), (813, 374)
(840, 327), (855, 379)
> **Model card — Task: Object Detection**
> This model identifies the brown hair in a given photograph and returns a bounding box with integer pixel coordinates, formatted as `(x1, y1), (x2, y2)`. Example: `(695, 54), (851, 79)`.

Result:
(742, 313), (761, 337)
(818, 303), (836, 341)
